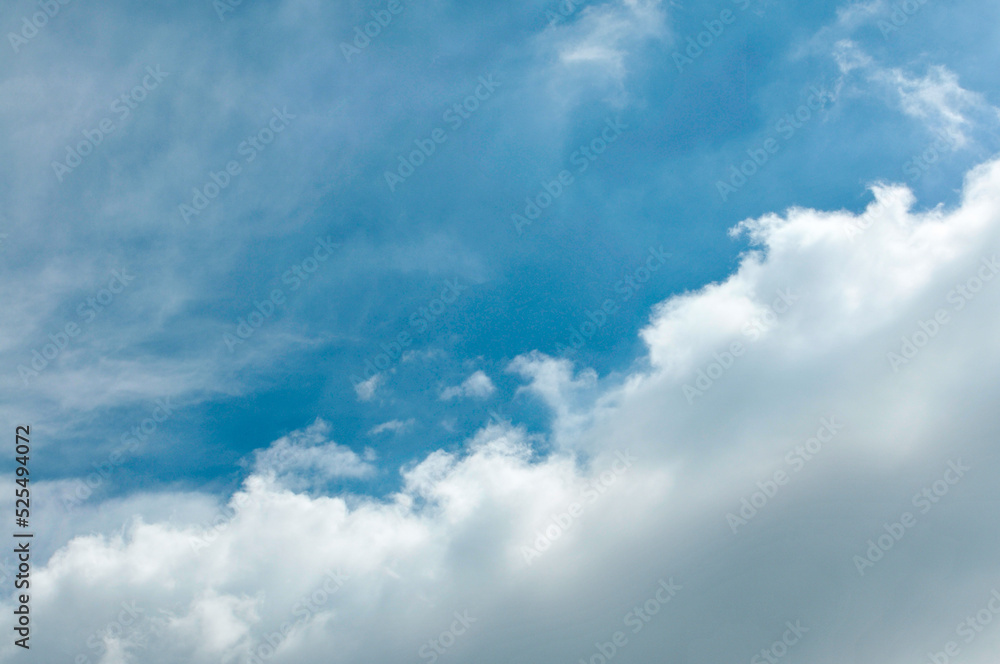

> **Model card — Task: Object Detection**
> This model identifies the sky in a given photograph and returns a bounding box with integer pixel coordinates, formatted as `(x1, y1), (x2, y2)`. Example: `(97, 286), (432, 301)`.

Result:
(2, 0), (1000, 662)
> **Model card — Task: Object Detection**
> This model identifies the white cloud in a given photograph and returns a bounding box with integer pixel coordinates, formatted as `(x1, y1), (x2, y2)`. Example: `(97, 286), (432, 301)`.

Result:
(832, 38), (874, 74)
(872, 64), (994, 147)
(9, 155), (1000, 663)
(555, 0), (667, 69)
(439, 370), (496, 401)
(368, 419), (416, 436)
(835, 0), (886, 28)
(353, 373), (383, 402)
(535, 0), (670, 109)
(251, 419), (375, 490)
(834, 41), (999, 145)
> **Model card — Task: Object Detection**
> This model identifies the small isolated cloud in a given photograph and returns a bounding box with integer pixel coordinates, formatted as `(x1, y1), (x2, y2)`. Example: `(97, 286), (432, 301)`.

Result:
(368, 419), (416, 436)
(401, 348), (446, 363)
(353, 373), (383, 401)
(440, 370), (496, 401)
(252, 419), (375, 490)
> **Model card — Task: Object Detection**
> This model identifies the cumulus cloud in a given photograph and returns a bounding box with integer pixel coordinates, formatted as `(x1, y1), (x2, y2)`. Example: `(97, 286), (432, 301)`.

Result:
(9, 155), (1000, 663)
(251, 419), (376, 490)
(439, 370), (496, 401)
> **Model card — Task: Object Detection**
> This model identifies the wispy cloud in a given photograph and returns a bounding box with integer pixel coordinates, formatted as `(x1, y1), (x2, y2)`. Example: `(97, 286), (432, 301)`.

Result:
(368, 418), (416, 436)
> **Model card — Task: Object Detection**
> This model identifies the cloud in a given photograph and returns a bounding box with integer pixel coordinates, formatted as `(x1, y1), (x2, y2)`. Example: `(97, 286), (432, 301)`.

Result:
(872, 64), (995, 147)
(401, 348), (446, 364)
(439, 370), (496, 401)
(0, 0), (673, 484)
(833, 41), (1000, 145)
(368, 419), (416, 436)
(9, 151), (1000, 662)
(835, 0), (886, 28)
(353, 373), (383, 402)
(554, 0), (667, 72)
(534, 0), (670, 108)
(250, 419), (376, 490)
(6, 3), (1000, 661)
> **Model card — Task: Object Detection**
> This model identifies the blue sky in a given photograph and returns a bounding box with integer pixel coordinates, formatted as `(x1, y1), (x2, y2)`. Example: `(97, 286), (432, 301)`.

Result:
(5, 0), (997, 498)
(3, 0), (1000, 662)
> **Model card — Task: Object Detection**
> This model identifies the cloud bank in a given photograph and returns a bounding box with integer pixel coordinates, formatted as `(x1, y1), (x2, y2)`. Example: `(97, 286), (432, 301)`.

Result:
(9, 152), (1000, 664)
